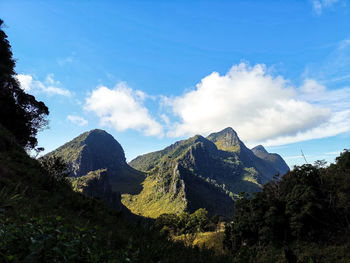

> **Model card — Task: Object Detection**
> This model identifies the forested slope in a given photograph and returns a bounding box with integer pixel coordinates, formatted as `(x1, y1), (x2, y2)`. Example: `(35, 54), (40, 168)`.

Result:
(224, 149), (350, 262)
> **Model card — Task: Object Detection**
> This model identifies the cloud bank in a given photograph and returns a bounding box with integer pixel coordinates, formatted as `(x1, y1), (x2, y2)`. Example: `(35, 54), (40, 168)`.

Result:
(166, 63), (341, 145)
(84, 82), (163, 137)
(17, 74), (71, 97)
(82, 62), (349, 146)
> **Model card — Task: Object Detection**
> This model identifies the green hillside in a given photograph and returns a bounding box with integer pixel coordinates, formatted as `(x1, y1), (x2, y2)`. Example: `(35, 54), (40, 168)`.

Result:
(127, 135), (237, 217)
(127, 128), (289, 218)
(0, 125), (233, 262)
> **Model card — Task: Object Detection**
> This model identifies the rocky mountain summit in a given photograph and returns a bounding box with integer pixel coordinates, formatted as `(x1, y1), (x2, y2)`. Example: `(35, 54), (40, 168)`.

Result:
(127, 127), (289, 217)
(251, 144), (289, 176)
(44, 129), (144, 195)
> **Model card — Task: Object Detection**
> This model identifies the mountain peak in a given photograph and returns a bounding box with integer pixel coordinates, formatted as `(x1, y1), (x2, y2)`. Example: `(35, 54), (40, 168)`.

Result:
(87, 128), (108, 135)
(221, 127), (237, 133)
(45, 128), (126, 177)
(252, 145), (268, 154)
(207, 127), (241, 152)
(251, 145), (290, 176)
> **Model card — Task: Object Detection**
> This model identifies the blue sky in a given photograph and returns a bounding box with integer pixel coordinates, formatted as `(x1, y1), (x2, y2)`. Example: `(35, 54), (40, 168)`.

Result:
(1, 0), (349, 167)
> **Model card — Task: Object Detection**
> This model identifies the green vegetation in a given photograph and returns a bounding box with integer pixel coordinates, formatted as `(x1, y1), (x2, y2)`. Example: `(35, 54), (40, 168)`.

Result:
(174, 231), (226, 254)
(156, 210), (227, 255)
(69, 169), (107, 193)
(129, 135), (208, 172)
(155, 208), (217, 234)
(122, 175), (187, 218)
(224, 150), (350, 262)
(39, 155), (70, 180)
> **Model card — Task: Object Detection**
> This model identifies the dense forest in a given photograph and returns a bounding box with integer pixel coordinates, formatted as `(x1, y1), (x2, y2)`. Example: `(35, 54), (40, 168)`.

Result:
(224, 151), (350, 262)
(1, 17), (350, 262)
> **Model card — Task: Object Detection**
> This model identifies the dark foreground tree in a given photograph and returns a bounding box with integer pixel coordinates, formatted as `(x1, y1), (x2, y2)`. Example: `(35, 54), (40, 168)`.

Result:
(224, 149), (350, 262)
(0, 19), (48, 149)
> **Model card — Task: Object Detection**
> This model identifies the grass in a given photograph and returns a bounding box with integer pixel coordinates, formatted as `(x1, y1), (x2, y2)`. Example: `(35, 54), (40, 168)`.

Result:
(213, 140), (240, 153)
(121, 175), (187, 218)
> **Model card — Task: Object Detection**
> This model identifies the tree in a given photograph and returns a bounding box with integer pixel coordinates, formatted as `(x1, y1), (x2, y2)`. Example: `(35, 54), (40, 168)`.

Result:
(39, 155), (70, 180)
(224, 150), (350, 261)
(0, 19), (49, 149)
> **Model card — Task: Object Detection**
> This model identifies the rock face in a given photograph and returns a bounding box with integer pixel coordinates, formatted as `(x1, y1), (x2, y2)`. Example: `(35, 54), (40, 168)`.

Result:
(48, 129), (125, 177)
(251, 145), (290, 176)
(207, 127), (241, 152)
(127, 127), (289, 218)
(45, 129), (144, 194)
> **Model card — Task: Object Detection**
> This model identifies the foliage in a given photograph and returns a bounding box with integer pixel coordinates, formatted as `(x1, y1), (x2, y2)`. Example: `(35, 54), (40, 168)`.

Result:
(0, 215), (117, 262)
(69, 169), (107, 192)
(0, 184), (24, 211)
(183, 231), (226, 254)
(155, 209), (219, 235)
(39, 155), (70, 180)
(0, 19), (49, 149)
(224, 149), (350, 262)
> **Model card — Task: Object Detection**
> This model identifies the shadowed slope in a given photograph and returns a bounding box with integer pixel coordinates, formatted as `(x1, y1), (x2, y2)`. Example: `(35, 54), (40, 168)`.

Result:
(45, 129), (144, 194)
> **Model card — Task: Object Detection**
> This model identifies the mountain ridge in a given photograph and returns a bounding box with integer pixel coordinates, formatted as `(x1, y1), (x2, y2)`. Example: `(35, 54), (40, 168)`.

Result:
(127, 127), (289, 217)
(46, 127), (289, 218)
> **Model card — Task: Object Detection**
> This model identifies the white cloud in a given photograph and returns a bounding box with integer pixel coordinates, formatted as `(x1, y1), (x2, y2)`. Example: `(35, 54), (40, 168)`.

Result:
(312, 0), (340, 15)
(165, 63), (350, 146)
(16, 74), (71, 97)
(67, 115), (88, 126)
(299, 78), (350, 111)
(17, 74), (33, 92)
(84, 82), (163, 137)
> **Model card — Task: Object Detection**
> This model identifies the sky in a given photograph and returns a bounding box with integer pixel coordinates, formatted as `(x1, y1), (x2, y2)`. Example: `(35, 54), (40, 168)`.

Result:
(1, 0), (349, 167)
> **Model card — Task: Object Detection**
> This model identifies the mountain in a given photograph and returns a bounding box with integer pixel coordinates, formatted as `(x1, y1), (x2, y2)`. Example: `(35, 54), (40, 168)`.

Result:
(0, 125), (229, 263)
(251, 145), (289, 176)
(127, 127), (289, 218)
(44, 129), (144, 195)
(207, 128), (289, 183)
(46, 128), (288, 219)
(126, 135), (235, 218)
